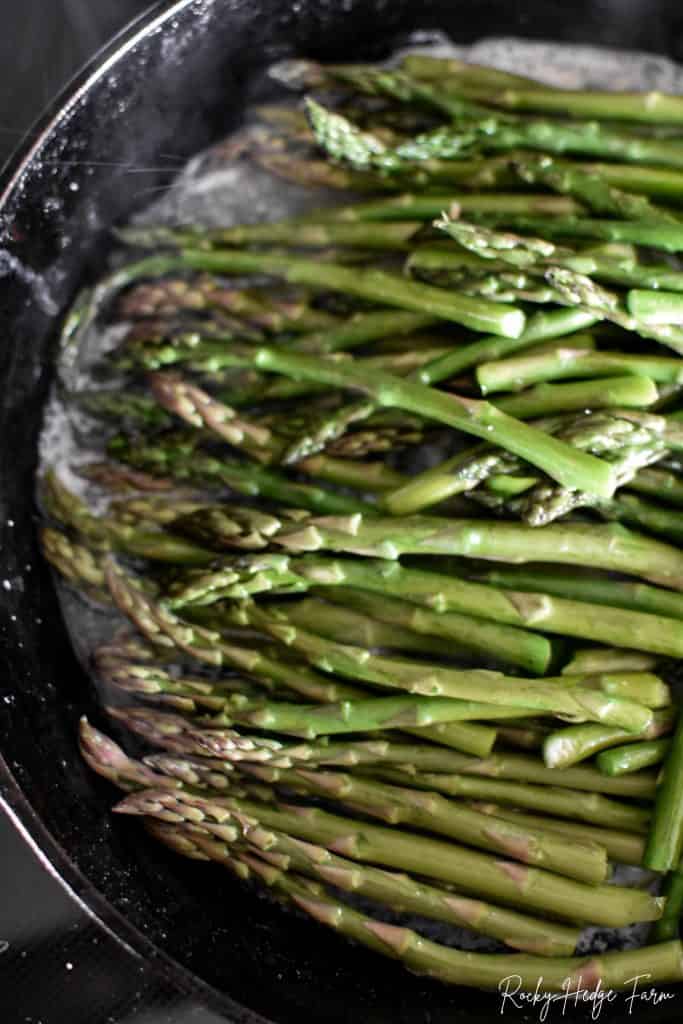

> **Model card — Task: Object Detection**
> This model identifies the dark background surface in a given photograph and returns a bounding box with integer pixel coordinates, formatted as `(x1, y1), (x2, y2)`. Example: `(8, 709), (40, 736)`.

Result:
(0, 8), (226, 1023)
(0, 1), (682, 1023)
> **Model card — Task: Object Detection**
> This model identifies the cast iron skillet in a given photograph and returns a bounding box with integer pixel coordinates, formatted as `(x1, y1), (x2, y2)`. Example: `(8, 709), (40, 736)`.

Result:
(2, 2), (683, 1021)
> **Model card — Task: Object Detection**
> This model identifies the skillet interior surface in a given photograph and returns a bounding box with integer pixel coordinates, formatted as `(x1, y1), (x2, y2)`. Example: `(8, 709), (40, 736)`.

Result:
(2, 1), (683, 1021)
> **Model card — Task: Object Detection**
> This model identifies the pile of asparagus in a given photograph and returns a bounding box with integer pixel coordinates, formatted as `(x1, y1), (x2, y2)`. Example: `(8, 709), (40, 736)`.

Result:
(42, 53), (683, 994)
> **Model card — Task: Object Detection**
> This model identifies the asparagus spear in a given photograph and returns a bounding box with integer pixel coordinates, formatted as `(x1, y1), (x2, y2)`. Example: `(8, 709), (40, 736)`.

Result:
(562, 647), (659, 675)
(653, 869), (683, 942)
(468, 802), (646, 868)
(418, 309), (600, 386)
(607, 492), (683, 544)
(233, 601), (653, 731)
(115, 786), (662, 926)
(150, 815), (581, 956)
(249, 868), (682, 991)
(400, 54), (552, 91)
(105, 556), (498, 757)
(597, 739), (671, 777)
(104, 557), (362, 702)
(248, 346), (615, 497)
(476, 213), (683, 255)
(432, 216), (683, 294)
(494, 376), (659, 419)
(239, 763), (609, 883)
(478, 566), (683, 621)
(118, 278), (342, 332)
(289, 309), (437, 355)
(454, 83), (683, 124)
(629, 289), (683, 326)
(365, 769), (651, 834)
(280, 596), (469, 659)
(149, 820), (672, 987)
(314, 585), (552, 674)
(132, 690), (521, 736)
(644, 713), (683, 871)
(42, 470), (215, 566)
(306, 98), (683, 171)
(543, 709), (676, 770)
(628, 467), (683, 507)
(177, 508), (683, 590)
(176, 220), (426, 250)
(40, 527), (107, 597)
(317, 191), (582, 222)
(510, 153), (680, 221)
(107, 432), (374, 516)
(167, 549), (683, 661)
(439, 220), (683, 353)
(477, 349), (683, 393)
(113, 248), (527, 337)
(386, 409), (667, 518)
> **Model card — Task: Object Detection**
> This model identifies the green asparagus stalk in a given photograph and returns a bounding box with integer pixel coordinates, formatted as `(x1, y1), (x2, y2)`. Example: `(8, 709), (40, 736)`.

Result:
(101, 659), (273, 713)
(151, 691), (522, 737)
(148, 813), (581, 956)
(476, 213), (683, 254)
(653, 869), (683, 942)
(433, 214), (683, 298)
(248, 346), (615, 497)
(597, 739), (671, 777)
(168, 549), (683, 658)
(644, 713), (683, 871)
(359, 747), (657, 798)
(629, 289), (683, 326)
(184, 606), (499, 761)
(477, 349), (683, 394)
(105, 557), (498, 757)
(240, 763), (609, 883)
(234, 601), (653, 731)
(543, 709), (676, 770)
(150, 822), (655, 987)
(104, 557), (362, 703)
(115, 248), (527, 337)
(107, 432), (373, 516)
(400, 54), (551, 91)
(385, 408), (665, 517)
(178, 220), (425, 250)
(606, 492), (683, 544)
(146, 734), (515, 777)
(40, 527), (107, 596)
(454, 82), (683, 124)
(365, 768), (651, 834)
(510, 153), (680, 221)
(290, 309), (437, 355)
(418, 309), (600, 386)
(628, 467), (683, 507)
(409, 238), (683, 296)
(229, 827), (583, 956)
(316, 585), (552, 674)
(118, 278), (341, 333)
(546, 269), (683, 354)
(315, 192), (583, 222)
(42, 470), (215, 566)
(477, 566), (683, 621)
(252, 867), (681, 991)
(207, 511), (683, 590)
(562, 647), (659, 675)
(305, 96), (683, 173)
(115, 786), (663, 926)
(494, 376), (658, 419)
(468, 802), (646, 868)
(280, 596), (467, 659)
